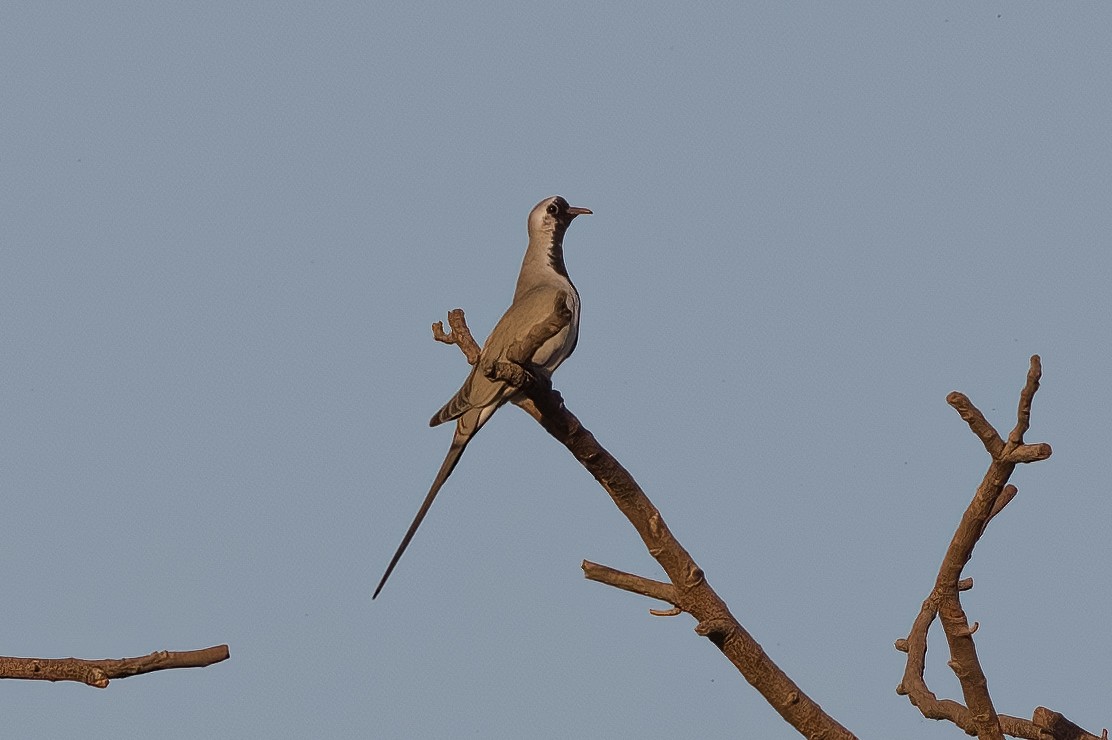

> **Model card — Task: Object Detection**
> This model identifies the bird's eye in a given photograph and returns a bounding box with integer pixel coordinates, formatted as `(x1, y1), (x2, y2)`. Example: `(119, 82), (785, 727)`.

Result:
(546, 203), (558, 215)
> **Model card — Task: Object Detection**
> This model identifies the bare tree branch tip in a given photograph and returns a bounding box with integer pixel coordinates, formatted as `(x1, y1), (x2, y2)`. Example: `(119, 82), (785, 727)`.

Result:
(431, 308), (480, 364)
(649, 607), (683, 617)
(1002, 442), (1052, 464)
(0, 644), (230, 687)
(582, 561), (678, 604)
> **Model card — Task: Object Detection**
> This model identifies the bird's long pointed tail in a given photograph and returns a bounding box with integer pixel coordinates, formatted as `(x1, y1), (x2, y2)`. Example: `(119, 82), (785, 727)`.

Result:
(373, 430), (473, 599)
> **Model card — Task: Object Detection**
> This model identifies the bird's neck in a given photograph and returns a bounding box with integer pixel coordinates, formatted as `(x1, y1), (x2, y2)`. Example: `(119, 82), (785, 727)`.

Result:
(514, 231), (574, 299)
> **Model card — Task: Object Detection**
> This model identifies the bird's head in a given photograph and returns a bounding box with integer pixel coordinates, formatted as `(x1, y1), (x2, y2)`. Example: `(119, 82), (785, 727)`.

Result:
(527, 196), (592, 239)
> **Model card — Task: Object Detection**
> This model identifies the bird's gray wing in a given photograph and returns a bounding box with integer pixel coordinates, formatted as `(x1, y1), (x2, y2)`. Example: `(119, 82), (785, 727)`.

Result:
(429, 362), (511, 427)
(428, 291), (562, 427)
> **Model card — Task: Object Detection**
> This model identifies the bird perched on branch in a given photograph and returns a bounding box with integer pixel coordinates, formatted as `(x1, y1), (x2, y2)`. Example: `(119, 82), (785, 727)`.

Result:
(374, 195), (592, 599)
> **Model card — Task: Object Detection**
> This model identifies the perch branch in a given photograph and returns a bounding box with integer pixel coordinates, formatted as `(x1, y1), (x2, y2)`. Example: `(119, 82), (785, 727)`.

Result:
(437, 308), (855, 739)
(0, 645), (229, 688)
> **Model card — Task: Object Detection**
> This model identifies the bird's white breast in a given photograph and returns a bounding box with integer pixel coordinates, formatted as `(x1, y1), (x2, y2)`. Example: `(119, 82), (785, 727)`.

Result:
(533, 286), (579, 373)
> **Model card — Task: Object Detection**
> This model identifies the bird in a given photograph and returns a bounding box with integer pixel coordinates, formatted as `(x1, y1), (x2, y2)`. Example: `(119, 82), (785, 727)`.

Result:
(373, 195), (592, 599)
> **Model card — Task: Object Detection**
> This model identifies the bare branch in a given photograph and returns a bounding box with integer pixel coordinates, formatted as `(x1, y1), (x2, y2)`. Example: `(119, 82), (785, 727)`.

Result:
(582, 561), (677, 604)
(1033, 707), (1105, 740)
(980, 485), (1017, 537)
(434, 308), (854, 738)
(947, 392), (1004, 458)
(515, 380), (848, 727)
(1001, 443), (1052, 465)
(0, 645), (229, 688)
(1008, 355), (1041, 445)
(432, 308), (480, 364)
(899, 357), (1099, 739)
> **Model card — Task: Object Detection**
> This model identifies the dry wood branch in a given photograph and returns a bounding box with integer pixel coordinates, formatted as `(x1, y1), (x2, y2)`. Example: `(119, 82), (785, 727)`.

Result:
(0, 645), (229, 688)
(1034, 708), (1108, 740)
(522, 392), (854, 737)
(582, 560), (677, 605)
(1009, 356), (1041, 445)
(431, 308), (480, 364)
(438, 309), (855, 739)
(947, 392), (1005, 458)
(898, 356), (1101, 740)
(982, 485), (1017, 537)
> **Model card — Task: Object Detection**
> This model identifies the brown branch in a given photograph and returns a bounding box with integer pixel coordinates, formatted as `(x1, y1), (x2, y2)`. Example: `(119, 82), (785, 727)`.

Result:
(582, 560), (677, 604)
(981, 484), (1016, 537)
(443, 308), (855, 739)
(1033, 707), (1108, 740)
(898, 356), (1101, 739)
(947, 392), (1005, 458)
(1009, 356), (1041, 445)
(0, 645), (229, 688)
(432, 308), (480, 364)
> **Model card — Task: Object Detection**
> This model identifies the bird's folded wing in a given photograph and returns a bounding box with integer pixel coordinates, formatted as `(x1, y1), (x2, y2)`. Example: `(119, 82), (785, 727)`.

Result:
(429, 364), (510, 427)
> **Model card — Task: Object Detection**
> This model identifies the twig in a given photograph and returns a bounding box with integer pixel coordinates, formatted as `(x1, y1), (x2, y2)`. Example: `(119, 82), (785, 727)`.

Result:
(432, 308), (480, 365)
(0, 645), (230, 688)
(582, 561), (677, 605)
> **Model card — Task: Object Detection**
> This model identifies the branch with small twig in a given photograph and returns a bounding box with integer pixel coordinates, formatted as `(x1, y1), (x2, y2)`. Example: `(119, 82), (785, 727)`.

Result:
(432, 308), (480, 365)
(431, 306), (854, 740)
(0, 645), (229, 688)
(895, 356), (1103, 740)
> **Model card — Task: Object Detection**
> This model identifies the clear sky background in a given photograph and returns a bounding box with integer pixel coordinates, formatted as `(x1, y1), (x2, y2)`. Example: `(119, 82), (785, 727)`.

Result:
(2, 3), (1109, 738)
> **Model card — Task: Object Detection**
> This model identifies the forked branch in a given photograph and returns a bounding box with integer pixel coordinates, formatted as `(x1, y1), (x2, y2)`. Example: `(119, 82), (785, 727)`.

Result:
(896, 356), (1101, 740)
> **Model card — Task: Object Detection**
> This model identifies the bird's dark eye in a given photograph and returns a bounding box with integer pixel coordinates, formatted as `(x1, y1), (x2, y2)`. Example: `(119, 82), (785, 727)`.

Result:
(546, 203), (558, 216)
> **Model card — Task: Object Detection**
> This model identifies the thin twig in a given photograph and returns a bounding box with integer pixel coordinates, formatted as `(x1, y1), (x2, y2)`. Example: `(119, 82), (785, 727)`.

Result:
(0, 645), (230, 688)
(432, 308), (480, 364)
(582, 561), (677, 604)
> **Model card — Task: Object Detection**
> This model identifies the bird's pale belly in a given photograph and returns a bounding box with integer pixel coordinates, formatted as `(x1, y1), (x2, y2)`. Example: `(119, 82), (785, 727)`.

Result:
(533, 292), (579, 372)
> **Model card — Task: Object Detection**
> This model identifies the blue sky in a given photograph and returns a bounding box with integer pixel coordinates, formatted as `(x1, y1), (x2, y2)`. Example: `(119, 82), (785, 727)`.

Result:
(2, 3), (1109, 737)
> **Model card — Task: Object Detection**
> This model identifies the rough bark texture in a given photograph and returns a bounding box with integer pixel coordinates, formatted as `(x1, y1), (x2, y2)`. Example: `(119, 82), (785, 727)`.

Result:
(0, 645), (230, 688)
